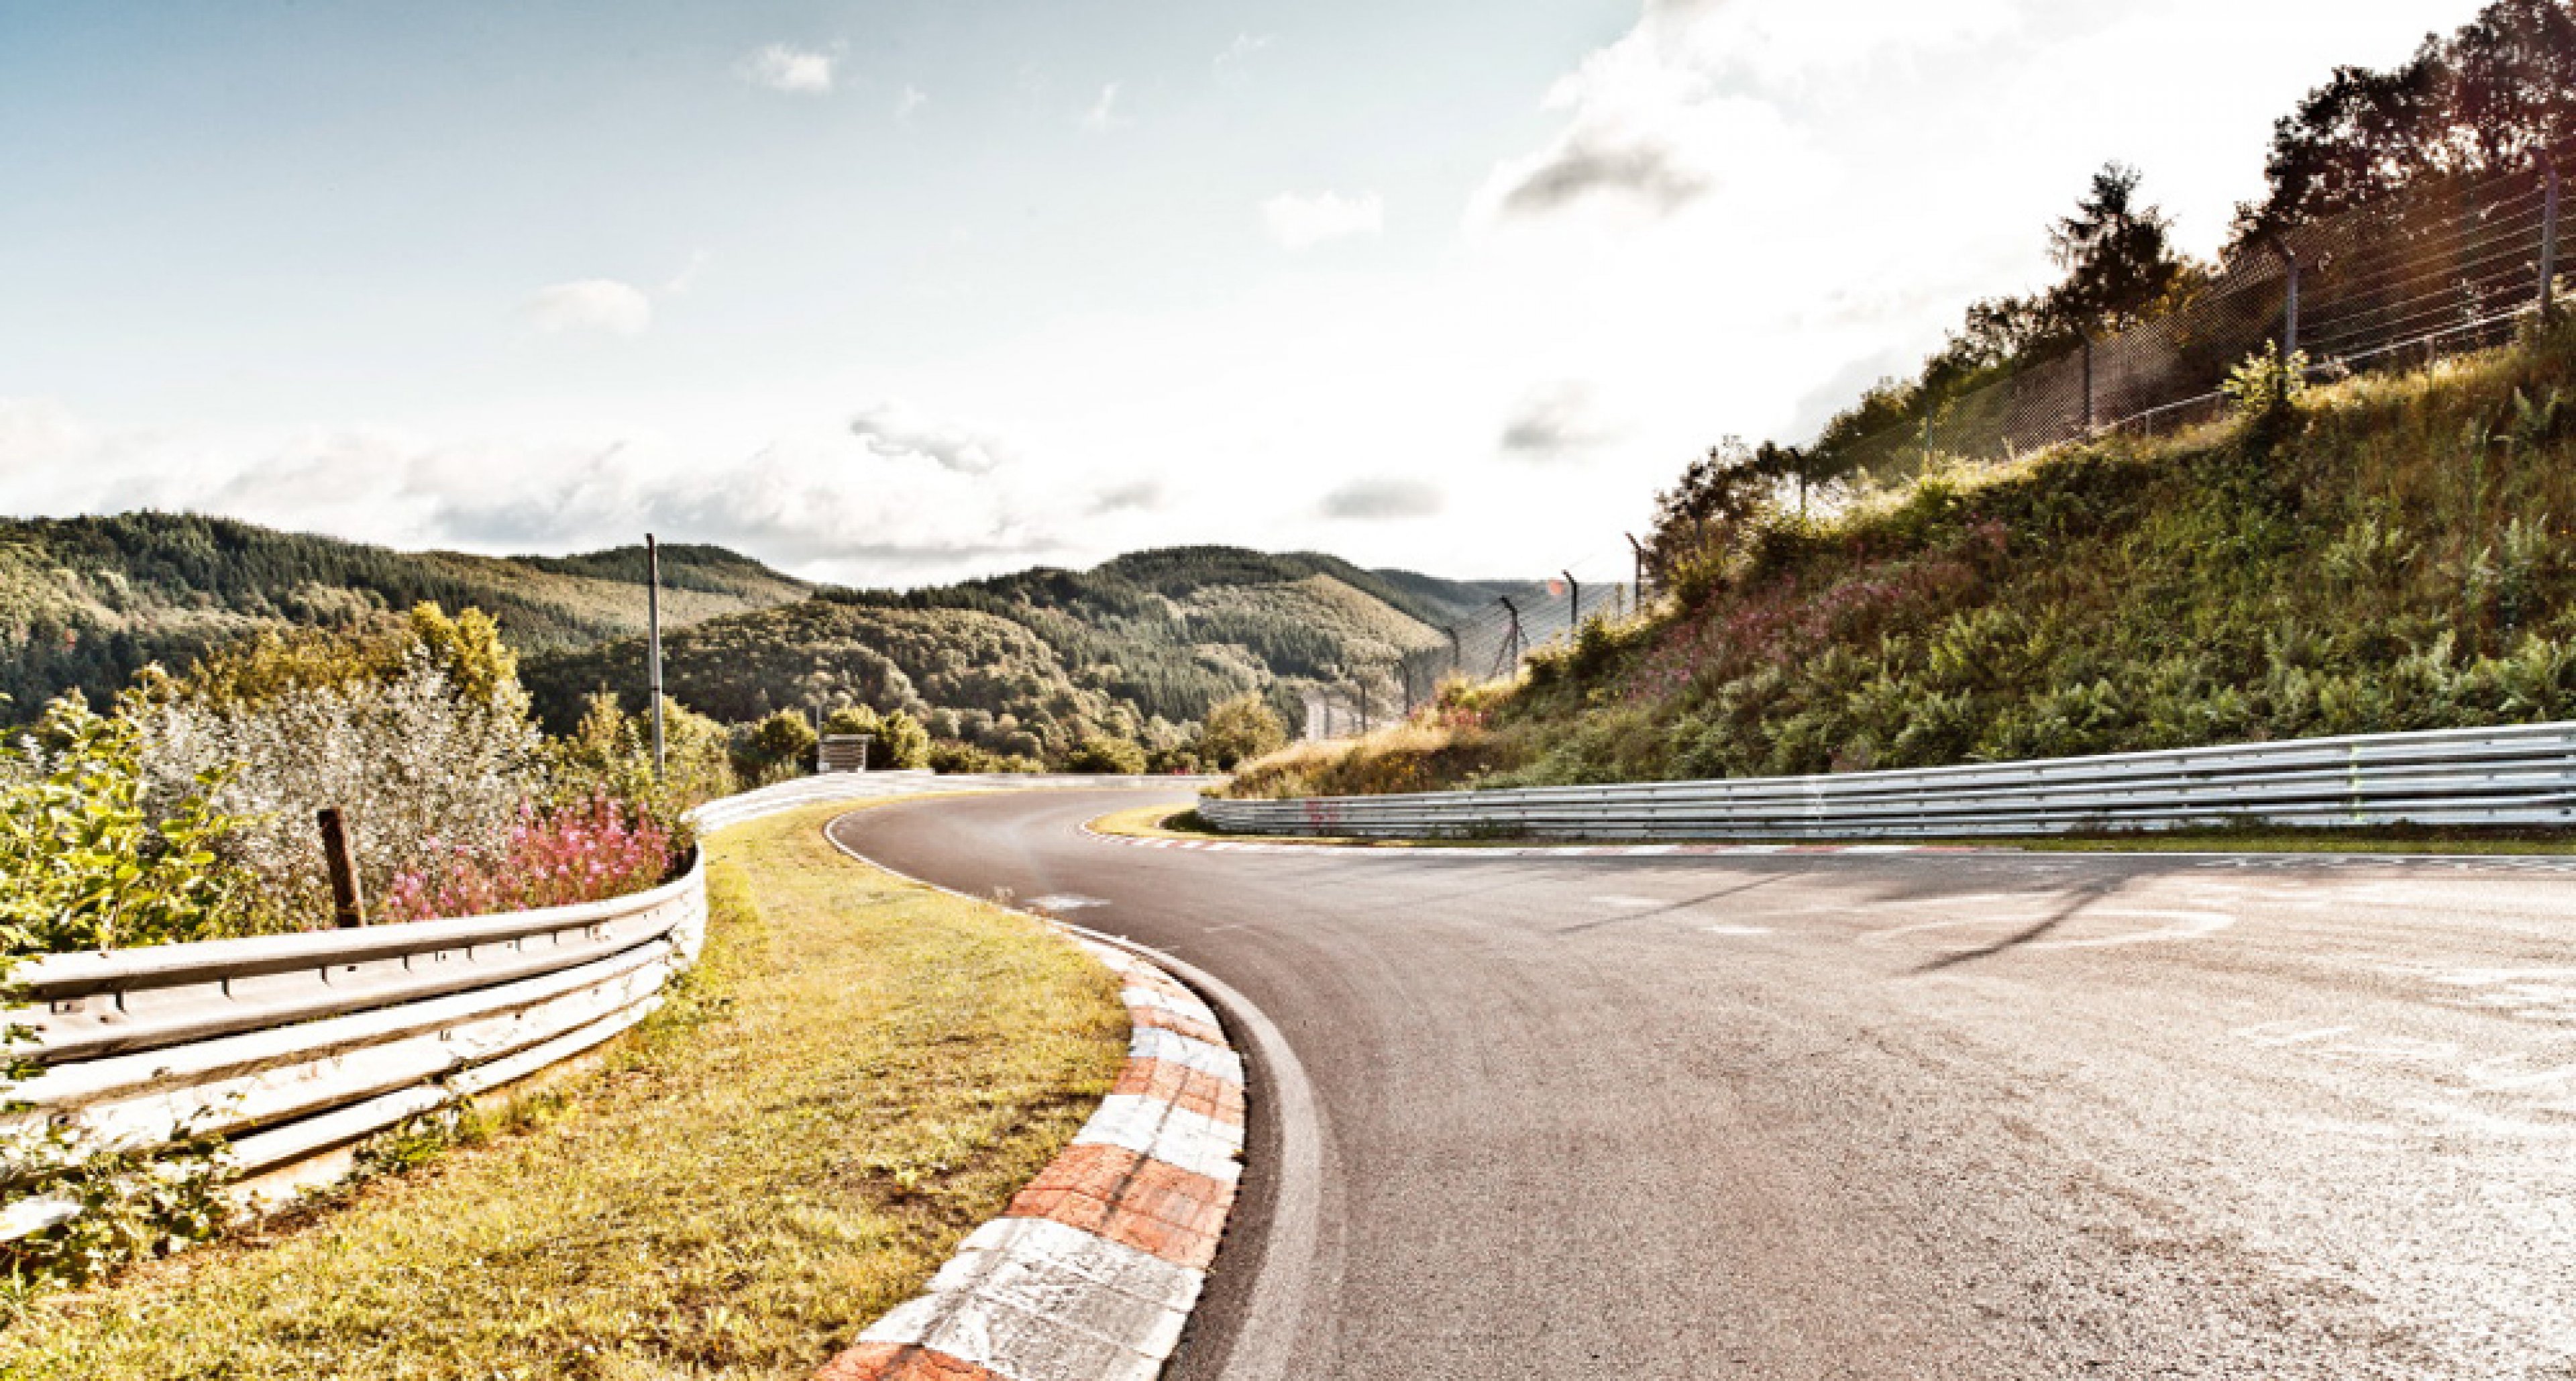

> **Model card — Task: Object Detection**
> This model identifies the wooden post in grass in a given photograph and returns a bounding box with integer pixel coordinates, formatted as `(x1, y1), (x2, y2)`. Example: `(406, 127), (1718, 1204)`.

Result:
(318, 807), (366, 928)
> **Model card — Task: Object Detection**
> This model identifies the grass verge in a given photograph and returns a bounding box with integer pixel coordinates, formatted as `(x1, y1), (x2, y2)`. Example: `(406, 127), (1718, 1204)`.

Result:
(1091, 803), (2576, 857)
(0, 800), (1128, 1380)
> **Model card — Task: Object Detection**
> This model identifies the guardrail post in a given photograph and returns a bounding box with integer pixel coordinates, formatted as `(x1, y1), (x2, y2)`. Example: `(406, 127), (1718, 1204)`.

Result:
(317, 807), (366, 928)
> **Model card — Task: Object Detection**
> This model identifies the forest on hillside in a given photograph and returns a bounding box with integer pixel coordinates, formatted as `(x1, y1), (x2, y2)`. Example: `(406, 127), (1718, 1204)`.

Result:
(0, 512), (804, 717)
(521, 547), (1527, 762)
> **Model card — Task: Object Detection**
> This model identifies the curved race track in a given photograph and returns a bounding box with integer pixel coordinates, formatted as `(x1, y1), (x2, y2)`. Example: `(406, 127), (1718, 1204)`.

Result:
(830, 788), (2576, 1380)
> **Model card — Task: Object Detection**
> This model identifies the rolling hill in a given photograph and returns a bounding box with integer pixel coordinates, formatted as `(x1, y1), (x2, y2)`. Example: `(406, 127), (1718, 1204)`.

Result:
(520, 547), (1544, 758)
(0, 513), (1536, 762)
(0, 512), (807, 716)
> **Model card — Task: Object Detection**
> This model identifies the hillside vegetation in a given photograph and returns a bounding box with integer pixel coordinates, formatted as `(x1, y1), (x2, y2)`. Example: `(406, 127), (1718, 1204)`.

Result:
(523, 547), (1527, 764)
(1229, 326), (2576, 797)
(0, 513), (805, 715)
(1231, 1), (2576, 801)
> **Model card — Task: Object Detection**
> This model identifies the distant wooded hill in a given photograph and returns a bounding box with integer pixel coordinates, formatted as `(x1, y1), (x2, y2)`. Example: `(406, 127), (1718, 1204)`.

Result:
(0, 514), (1537, 756)
(0, 512), (806, 716)
(521, 546), (1544, 758)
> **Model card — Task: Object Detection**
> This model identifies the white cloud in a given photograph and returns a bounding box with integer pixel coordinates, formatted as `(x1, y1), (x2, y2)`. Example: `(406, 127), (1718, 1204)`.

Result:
(1498, 382), (1621, 462)
(735, 43), (837, 95)
(1082, 83), (1126, 132)
(849, 401), (1014, 475)
(661, 250), (708, 295)
(523, 279), (652, 336)
(1263, 191), (1385, 250)
(895, 85), (928, 121)
(1319, 477), (1443, 521)
(1214, 33), (1274, 69)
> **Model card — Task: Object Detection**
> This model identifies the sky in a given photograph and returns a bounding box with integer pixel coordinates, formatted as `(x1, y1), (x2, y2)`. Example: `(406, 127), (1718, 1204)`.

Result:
(0, 0), (2496, 589)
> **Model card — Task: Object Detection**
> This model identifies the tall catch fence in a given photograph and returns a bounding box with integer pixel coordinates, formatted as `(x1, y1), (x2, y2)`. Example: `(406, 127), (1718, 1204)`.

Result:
(1835, 144), (2571, 476)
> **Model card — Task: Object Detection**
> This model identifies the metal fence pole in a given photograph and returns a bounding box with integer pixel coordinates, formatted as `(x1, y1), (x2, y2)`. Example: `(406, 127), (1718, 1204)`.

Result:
(2080, 333), (2095, 435)
(645, 533), (667, 782)
(2542, 160), (2562, 325)
(2282, 249), (2302, 358)
(1563, 571), (1580, 636)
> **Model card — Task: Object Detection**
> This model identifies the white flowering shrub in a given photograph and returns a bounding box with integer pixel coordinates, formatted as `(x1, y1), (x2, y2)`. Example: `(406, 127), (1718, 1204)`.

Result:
(137, 652), (545, 931)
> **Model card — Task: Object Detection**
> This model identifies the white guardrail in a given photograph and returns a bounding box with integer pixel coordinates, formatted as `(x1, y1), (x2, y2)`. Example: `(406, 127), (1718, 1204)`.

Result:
(1, 769), (1197, 1244)
(1197, 722), (2576, 841)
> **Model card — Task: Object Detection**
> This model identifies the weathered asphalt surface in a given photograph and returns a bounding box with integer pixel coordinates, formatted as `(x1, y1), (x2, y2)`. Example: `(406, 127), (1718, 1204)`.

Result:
(830, 790), (2576, 1380)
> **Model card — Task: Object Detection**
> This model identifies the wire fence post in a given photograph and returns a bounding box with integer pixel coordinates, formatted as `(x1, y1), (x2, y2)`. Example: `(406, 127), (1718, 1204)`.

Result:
(1562, 570), (1580, 637)
(2281, 247), (2301, 358)
(1625, 533), (1648, 609)
(2080, 332), (2095, 435)
(1444, 625), (1461, 678)
(2542, 159), (2563, 326)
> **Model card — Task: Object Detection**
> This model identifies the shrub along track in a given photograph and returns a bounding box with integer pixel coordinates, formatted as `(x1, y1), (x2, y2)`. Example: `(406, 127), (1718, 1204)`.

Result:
(0, 801), (1128, 1380)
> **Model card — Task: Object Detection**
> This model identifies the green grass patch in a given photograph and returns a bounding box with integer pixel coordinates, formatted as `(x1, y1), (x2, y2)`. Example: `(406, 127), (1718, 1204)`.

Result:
(0, 801), (1128, 1380)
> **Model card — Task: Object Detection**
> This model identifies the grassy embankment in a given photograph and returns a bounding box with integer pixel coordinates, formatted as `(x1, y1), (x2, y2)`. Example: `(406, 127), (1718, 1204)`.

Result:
(0, 801), (1126, 1380)
(1230, 325), (2576, 811)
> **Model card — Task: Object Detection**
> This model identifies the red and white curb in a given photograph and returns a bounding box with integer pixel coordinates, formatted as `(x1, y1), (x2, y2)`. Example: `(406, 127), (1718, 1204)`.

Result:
(816, 939), (1244, 1381)
(1083, 822), (1988, 858)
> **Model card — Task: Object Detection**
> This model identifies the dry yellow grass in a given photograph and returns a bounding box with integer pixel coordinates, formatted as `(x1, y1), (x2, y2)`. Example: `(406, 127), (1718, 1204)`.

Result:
(0, 801), (1128, 1380)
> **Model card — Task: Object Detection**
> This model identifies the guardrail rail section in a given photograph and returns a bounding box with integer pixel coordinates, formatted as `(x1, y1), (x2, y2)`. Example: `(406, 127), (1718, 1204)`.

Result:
(1198, 722), (2576, 840)
(3, 770), (1212, 1245)
(1, 850), (708, 1244)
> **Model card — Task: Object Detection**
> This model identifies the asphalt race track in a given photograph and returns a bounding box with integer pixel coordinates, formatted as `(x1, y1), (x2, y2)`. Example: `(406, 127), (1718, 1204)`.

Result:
(829, 788), (2576, 1380)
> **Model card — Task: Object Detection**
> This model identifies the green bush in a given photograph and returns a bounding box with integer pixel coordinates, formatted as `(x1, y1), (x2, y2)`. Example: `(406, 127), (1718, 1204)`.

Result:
(1195, 694), (1287, 770)
(1, 693), (253, 958)
(926, 741), (1046, 774)
(820, 705), (932, 770)
(732, 711), (818, 784)
(1061, 735), (1148, 774)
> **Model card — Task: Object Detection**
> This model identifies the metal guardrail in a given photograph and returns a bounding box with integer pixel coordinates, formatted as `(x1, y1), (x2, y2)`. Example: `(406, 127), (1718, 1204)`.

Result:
(2, 769), (1203, 1244)
(1, 851), (707, 1243)
(1197, 722), (2576, 841)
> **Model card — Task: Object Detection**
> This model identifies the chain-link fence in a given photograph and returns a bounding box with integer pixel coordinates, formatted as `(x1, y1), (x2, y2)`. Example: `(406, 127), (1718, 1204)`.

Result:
(1832, 143), (2571, 475)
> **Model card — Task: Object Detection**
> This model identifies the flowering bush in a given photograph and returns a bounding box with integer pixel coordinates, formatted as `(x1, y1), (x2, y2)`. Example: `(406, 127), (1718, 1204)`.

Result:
(379, 797), (679, 923)
(136, 652), (545, 931)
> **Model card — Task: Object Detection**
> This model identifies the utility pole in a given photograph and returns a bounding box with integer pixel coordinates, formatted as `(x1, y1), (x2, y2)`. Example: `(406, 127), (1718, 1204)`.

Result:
(645, 533), (667, 782)
(1562, 571), (1581, 637)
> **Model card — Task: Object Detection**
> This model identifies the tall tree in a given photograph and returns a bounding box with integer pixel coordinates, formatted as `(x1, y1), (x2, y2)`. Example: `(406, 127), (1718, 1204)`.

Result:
(2041, 162), (2193, 336)
(2232, 0), (2576, 249)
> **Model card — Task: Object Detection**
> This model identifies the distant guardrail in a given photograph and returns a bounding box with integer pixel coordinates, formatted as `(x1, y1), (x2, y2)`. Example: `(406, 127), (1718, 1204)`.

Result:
(3, 768), (1204, 1244)
(1197, 722), (2576, 841)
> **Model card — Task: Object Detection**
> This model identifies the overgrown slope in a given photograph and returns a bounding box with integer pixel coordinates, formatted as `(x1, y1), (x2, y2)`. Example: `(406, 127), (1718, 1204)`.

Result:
(1235, 327), (2576, 797)
(0, 513), (806, 715)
